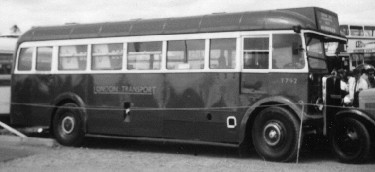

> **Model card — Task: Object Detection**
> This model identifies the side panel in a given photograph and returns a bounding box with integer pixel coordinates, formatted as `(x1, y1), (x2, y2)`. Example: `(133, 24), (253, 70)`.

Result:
(239, 72), (308, 115)
(87, 73), (164, 137)
(11, 74), (56, 126)
(193, 73), (242, 142)
(86, 72), (244, 143)
(268, 73), (309, 103)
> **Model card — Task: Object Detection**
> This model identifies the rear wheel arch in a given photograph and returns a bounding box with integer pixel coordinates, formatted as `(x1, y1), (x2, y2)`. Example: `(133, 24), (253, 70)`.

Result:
(50, 93), (88, 135)
(52, 102), (85, 146)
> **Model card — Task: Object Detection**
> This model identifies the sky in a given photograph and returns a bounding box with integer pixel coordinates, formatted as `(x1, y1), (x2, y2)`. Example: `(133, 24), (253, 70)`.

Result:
(1, 0), (375, 35)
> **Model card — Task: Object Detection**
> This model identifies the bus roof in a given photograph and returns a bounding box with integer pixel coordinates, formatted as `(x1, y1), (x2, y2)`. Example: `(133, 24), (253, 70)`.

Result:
(18, 7), (341, 44)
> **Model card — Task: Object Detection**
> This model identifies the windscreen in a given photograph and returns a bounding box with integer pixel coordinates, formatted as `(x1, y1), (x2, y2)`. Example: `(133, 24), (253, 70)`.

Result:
(305, 35), (327, 69)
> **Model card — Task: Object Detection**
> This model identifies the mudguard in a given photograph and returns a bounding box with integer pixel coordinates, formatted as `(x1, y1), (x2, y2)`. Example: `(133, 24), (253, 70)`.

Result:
(51, 92), (88, 132)
(335, 109), (375, 127)
(239, 96), (305, 143)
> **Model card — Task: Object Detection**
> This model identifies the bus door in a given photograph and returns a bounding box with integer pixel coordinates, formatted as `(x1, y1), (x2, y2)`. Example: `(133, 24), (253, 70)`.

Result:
(240, 36), (270, 101)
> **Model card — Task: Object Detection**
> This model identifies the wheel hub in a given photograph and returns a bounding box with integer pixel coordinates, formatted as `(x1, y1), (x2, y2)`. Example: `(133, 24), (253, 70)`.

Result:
(61, 116), (75, 134)
(346, 130), (358, 140)
(263, 122), (283, 146)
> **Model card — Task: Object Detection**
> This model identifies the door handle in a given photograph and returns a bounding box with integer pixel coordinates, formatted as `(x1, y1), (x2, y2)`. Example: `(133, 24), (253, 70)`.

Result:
(123, 102), (131, 122)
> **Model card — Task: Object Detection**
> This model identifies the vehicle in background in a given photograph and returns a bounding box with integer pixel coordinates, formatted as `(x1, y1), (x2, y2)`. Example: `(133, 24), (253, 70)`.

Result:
(324, 64), (375, 163)
(0, 35), (17, 119)
(332, 24), (375, 71)
(11, 7), (348, 162)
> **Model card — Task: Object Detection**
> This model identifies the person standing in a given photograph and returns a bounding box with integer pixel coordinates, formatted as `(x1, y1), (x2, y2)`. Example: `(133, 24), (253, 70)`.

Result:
(347, 68), (369, 107)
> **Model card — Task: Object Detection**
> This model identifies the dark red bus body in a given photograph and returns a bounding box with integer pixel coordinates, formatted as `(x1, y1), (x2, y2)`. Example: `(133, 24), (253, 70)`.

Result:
(11, 7), (343, 147)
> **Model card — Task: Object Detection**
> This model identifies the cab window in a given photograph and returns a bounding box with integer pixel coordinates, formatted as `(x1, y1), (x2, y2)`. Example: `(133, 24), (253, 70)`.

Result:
(272, 34), (304, 69)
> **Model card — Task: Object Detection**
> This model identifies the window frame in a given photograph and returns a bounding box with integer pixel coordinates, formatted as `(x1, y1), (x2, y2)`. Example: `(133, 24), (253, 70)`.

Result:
(166, 39), (206, 70)
(209, 38), (237, 70)
(58, 44), (88, 71)
(271, 33), (305, 70)
(241, 35), (271, 72)
(126, 41), (163, 71)
(17, 47), (35, 72)
(16, 31), (312, 74)
(91, 43), (124, 71)
(36, 46), (53, 71)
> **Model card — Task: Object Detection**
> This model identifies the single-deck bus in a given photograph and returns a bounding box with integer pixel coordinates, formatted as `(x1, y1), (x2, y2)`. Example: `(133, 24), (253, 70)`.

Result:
(11, 7), (347, 162)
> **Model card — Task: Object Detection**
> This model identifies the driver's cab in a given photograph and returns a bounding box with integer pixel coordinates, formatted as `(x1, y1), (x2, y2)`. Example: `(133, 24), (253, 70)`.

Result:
(300, 31), (346, 118)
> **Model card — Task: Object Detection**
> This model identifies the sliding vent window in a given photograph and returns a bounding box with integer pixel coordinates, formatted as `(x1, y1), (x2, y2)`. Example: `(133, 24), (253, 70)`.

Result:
(243, 37), (269, 69)
(167, 40), (205, 70)
(210, 38), (236, 69)
(127, 42), (162, 70)
(17, 47), (33, 71)
(36, 47), (52, 71)
(92, 43), (123, 70)
(58, 45), (87, 70)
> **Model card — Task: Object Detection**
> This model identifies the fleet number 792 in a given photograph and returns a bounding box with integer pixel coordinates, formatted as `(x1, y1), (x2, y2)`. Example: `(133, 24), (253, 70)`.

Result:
(281, 78), (297, 84)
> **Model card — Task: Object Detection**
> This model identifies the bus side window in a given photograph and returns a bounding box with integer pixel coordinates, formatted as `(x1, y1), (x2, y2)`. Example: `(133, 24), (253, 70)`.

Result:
(272, 34), (304, 69)
(92, 43), (123, 70)
(350, 26), (364, 36)
(127, 42), (162, 70)
(18, 47), (33, 71)
(243, 37), (269, 69)
(209, 38), (236, 69)
(364, 26), (375, 37)
(58, 45), (87, 71)
(167, 39), (205, 70)
(36, 47), (53, 71)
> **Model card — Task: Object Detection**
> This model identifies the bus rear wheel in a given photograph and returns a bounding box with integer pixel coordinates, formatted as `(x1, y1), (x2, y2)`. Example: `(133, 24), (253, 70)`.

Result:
(252, 107), (300, 162)
(53, 103), (84, 146)
(330, 117), (371, 163)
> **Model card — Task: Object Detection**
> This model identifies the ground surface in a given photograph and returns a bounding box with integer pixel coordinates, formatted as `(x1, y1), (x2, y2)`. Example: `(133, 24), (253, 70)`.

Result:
(1, 137), (374, 172)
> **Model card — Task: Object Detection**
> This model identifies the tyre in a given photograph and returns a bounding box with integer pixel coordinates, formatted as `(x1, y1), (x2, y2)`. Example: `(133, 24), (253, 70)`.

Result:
(252, 107), (300, 162)
(330, 117), (371, 163)
(53, 103), (84, 146)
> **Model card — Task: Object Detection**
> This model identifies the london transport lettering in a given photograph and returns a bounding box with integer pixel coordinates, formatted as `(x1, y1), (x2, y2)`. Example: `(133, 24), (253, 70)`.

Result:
(94, 85), (157, 95)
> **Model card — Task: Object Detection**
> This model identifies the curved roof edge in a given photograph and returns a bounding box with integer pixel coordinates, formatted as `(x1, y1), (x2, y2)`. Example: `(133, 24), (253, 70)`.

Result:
(18, 7), (338, 43)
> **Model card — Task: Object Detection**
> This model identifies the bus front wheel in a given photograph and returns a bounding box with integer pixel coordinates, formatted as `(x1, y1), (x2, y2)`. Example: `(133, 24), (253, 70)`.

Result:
(330, 117), (371, 163)
(53, 103), (84, 146)
(251, 107), (300, 162)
